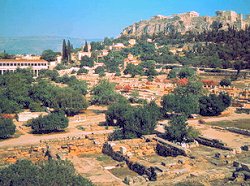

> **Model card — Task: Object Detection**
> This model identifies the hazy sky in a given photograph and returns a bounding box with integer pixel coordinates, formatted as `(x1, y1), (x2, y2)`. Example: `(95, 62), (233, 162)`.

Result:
(0, 0), (250, 39)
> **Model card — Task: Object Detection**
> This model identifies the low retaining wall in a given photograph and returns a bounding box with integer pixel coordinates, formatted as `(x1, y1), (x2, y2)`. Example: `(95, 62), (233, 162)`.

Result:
(226, 127), (250, 136)
(154, 137), (188, 157)
(102, 142), (157, 181)
(196, 136), (233, 151)
(236, 108), (250, 114)
(0, 134), (107, 164)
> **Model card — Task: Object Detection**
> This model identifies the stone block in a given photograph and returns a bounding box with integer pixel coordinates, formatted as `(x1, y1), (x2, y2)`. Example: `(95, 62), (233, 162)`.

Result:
(241, 163), (250, 172)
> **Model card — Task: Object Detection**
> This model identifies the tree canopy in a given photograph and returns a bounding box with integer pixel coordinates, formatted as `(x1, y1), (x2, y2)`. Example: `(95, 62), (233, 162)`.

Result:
(27, 111), (68, 134)
(0, 118), (16, 139)
(0, 159), (93, 186)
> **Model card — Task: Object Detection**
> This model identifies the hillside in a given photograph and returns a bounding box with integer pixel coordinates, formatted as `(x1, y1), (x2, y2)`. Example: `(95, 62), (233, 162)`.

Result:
(121, 11), (250, 37)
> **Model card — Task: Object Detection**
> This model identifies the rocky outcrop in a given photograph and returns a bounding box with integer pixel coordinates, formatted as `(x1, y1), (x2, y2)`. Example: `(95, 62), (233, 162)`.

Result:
(121, 11), (250, 37)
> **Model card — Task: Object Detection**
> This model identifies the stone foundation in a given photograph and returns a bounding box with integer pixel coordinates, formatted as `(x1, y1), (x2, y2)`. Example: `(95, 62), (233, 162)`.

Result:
(226, 127), (250, 136)
(196, 136), (233, 151)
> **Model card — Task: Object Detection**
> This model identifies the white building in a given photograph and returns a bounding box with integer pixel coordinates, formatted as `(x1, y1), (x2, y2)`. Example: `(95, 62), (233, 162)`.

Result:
(0, 59), (48, 76)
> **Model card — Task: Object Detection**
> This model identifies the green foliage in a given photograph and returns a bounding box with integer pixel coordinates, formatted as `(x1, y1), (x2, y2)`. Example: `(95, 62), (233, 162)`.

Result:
(162, 79), (203, 116)
(0, 69), (33, 108)
(174, 79), (204, 97)
(62, 39), (67, 60)
(0, 96), (21, 114)
(83, 41), (89, 52)
(55, 75), (88, 95)
(219, 78), (231, 86)
(124, 63), (143, 77)
(41, 49), (58, 62)
(27, 111), (68, 134)
(80, 56), (94, 67)
(91, 80), (126, 105)
(0, 51), (13, 59)
(103, 51), (125, 73)
(30, 80), (88, 116)
(39, 69), (59, 81)
(167, 68), (178, 79)
(178, 67), (196, 79)
(161, 93), (199, 116)
(165, 115), (199, 142)
(94, 66), (105, 75)
(54, 63), (68, 70)
(199, 93), (231, 116)
(107, 102), (159, 140)
(0, 159), (93, 186)
(90, 41), (104, 51)
(29, 101), (45, 112)
(0, 118), (16, 139)
(77, 68), (89, 75)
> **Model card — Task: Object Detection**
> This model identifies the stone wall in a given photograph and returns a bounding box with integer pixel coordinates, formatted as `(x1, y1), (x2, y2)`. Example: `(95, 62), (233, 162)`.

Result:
(154, 137), (189, 157)
(226, 127), (250, 136)
(102, 141), (158, 181)
(0, 134), (108, 165)
(196, 136), (233, 151)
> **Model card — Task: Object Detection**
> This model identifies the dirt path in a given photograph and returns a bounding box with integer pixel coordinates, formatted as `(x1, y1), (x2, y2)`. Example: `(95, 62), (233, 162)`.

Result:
(189, 113), (250, 148)
(0, 129), (113, 148)
(69, 156), (125, 186)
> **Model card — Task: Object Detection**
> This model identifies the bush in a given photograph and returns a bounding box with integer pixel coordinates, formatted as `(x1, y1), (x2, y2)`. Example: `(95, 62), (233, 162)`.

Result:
(0, 159), (93, 186)
(199, 93), (231, 116)
(77, 68), (89, 75)
(29, 101), (45, 112)
(0, 97), (21, 114)
(219, 78), (231, 86)
(91, 80), (126, 105)
(55, 63), (67, 70)
(38, 70), (59, 81)
(94, 66), (105, 75)
(0, 118), (16, 139)
(107, 102), (159, 140)
(27, 111), (68, 134)
(80, 56), (94, 67)
(165, 115), (199, 142)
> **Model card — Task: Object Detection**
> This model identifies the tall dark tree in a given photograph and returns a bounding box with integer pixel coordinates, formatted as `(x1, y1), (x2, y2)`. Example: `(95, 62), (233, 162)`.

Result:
(62, 39), (67, 60)
(83, 41), (89, 52)
(67, 40), (72, 63)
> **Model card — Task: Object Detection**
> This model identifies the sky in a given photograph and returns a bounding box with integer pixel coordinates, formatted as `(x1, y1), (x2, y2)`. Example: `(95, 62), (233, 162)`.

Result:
(0, 0), (250, 39)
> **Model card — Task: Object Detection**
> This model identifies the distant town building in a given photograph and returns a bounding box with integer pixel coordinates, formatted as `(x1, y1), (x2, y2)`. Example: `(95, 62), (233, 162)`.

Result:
(128, 39), (136, 46)
(78, 51), (91, 60)
(111, 43), (125, 51)
(0, 59), (48, 76)
(124, 54), (141, 69)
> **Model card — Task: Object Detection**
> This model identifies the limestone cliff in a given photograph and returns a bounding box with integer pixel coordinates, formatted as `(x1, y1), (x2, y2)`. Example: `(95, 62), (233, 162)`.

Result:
(121, 11), (250, 37)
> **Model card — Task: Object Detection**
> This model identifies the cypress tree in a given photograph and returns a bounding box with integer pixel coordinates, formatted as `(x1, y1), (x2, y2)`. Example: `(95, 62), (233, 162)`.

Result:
(67, 40), (71, 62)
(83, 41), (88, 52)
(62, 39), (67, 60)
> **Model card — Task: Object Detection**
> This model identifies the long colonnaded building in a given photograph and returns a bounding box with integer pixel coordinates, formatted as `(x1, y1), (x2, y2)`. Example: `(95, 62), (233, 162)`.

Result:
(0, 59), (48, 76)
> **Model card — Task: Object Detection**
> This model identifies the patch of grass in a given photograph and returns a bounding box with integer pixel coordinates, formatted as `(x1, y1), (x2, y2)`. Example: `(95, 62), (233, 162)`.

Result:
(109, 167), (138, 179)
(207, 119), (250, 130)
(76, 125), (85, 131)
(96, 155), (112, 162)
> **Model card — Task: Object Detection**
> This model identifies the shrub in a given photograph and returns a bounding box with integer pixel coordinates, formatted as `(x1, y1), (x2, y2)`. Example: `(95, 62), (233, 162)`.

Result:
(199, 93), (231, 116)
(165, 115), (199, 142)
(91, 80), (126, 105)
(77, 68), (89, 75)
(0, 159), (93, 186)
(0, 118), (16, 139)
(219, 78), (231, 86)
(27, 111), (68, 134)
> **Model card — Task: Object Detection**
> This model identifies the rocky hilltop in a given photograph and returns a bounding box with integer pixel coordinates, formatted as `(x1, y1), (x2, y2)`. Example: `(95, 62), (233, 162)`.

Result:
(121, 11), (250, 37)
